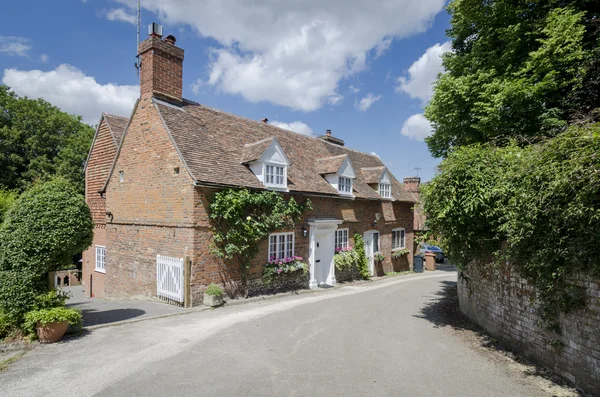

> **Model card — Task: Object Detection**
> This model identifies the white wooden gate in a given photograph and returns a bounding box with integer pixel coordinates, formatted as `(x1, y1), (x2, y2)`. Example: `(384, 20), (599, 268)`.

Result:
(156, 255), (184, 303)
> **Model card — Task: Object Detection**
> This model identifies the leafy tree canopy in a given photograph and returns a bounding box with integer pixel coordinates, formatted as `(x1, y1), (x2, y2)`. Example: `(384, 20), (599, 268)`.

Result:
(425, 0), (600, 157)
(0, 85), (94, 192)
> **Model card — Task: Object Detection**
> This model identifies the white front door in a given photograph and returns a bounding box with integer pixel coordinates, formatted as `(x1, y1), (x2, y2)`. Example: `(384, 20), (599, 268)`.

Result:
(314, 230), (334, 286)
(364, 231), (380, 276)
(308, 220), (342, 289)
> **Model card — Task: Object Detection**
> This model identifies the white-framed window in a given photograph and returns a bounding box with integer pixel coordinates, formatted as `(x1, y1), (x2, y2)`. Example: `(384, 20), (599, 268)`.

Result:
(264, 164), (286, 187)
(95, 246), (106, 273)
(335, 228), (349, 250)
(338, 176), (352, 194)
(379, 183), (391, 198)
(268, 232), (294, 260)
(392, 228), (406, 250)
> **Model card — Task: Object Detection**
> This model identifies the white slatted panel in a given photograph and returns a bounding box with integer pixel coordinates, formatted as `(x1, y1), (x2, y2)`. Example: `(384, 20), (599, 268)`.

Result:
(156, 255), (184, 302)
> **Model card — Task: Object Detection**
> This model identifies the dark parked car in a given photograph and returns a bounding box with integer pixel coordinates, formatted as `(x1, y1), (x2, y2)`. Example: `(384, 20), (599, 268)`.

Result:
(419, 244), (445, 263)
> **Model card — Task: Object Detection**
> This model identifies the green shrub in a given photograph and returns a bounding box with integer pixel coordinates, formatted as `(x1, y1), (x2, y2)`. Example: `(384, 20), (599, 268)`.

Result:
(204, 283), (224, 297)
(0, 189), (17, 224)
(0, 178), (93, 274)
(0, 310), (14, 339)
(0, 270), (45, 326)
(23, 307), (82, 337)
(423, 123), (600, 321)
(353, 234), (371, 280)
(333, 249), (359, 271)
(35, 290), (71, 310)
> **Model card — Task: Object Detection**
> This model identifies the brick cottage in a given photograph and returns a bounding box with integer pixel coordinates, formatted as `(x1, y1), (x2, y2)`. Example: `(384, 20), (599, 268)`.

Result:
(82, 24), (420, 304)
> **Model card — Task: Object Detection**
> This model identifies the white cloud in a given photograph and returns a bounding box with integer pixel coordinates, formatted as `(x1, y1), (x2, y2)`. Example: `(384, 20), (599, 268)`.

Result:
(400, 113), (432, 141)
(106, 8), (137, 25)
(0, 36), (31, 57)
(119, 0), (445, 111)
(39, 54), (49, 63)
(349, 85), (360, 93)
(327, 94), (343, 106)
(355, 93), (381, 112)
(270, 121), (315, 136)
(2, 64), (138, 124)
(396, 41), (451, 104)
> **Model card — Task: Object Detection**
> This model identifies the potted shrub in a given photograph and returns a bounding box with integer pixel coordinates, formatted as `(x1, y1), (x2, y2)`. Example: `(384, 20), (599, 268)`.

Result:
(374, 252), (385, 262)
(203, 283), (224, 307)
(23, 307), (82, 343)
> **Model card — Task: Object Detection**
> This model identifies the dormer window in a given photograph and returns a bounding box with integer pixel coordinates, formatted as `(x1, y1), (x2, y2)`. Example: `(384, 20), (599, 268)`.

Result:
(362, 166), (394, 200)
(265, 164), (285, 187)
(379, 182), (391, 198)
(241, 137), (290, 191)
(338, 176), (352, 194)
(317, 154), (356, 197)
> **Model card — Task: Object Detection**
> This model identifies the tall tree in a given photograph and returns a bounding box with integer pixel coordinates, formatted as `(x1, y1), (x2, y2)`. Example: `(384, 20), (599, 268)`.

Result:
(425, 0), (600, 157)
(0, 85), (94, 192)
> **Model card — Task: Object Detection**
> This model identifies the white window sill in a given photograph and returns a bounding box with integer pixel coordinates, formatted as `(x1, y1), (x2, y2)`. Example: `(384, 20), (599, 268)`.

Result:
(392, 247), (407, 252)
(264, 185), (289, 192)
(95, 268), (106, 274)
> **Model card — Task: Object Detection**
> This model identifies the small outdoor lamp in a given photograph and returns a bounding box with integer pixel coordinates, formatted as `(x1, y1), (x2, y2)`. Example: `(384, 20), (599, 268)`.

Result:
(301, 226), (308, 238)
(372, 213), (381, 228)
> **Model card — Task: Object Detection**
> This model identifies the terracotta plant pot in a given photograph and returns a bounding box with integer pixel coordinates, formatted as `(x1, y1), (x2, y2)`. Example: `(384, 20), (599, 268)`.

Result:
(36, 321), (69, 343)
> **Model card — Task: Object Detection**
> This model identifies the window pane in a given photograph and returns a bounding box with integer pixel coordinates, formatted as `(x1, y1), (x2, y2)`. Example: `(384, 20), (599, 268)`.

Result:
(373, 233), (379, 252)
(400, 230), (405, 248)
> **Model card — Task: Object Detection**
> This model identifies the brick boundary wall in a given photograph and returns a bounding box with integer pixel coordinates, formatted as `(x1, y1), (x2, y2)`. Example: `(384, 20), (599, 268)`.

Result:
(458, 264), (600, 395)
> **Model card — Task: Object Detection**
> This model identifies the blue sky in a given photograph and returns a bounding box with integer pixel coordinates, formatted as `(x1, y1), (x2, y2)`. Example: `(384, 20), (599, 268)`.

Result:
(1, 0), (451, 182)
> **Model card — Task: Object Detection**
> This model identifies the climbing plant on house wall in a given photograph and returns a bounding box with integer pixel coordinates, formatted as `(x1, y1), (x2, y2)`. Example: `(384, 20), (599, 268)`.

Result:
(209, 188), (311, 296)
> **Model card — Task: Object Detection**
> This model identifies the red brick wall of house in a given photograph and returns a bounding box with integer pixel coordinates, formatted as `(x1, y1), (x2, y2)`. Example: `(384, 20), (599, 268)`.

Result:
(188, 188), (415, 302)
(104, 97), (197, 300)
(82, 118), (116, 298)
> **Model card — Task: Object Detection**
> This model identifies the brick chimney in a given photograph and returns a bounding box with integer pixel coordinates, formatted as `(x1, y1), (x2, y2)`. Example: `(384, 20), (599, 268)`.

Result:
(138, 23), (184, 102)
(403, 177), (421, 193)
(318, 129), (345, 146)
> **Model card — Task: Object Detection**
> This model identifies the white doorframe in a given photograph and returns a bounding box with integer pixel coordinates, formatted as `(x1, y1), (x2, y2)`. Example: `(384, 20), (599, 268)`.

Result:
(363, 230), (380, 276)
(308, 219), (343, 288)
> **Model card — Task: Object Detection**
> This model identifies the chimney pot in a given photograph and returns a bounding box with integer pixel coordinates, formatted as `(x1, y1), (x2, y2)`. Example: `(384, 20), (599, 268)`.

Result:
(326, 129), (332, 136)
(261, 118), (268, 124)
(164, 35), (176, 45)
(148, 22), (163, 38)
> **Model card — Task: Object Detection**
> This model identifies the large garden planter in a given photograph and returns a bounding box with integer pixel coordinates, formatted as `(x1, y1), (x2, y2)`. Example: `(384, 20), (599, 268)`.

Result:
(203, 293), (224, 307)
(36, 321), (69, 343)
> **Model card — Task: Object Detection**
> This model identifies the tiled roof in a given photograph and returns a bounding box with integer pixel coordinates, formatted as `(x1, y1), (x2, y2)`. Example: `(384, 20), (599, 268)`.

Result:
(316, 154), (347, 175)
(240, 137), (275, 164)
(155, 98), (415, 202)
(103, 113), (129, 147)
(361, 166), (386, 184)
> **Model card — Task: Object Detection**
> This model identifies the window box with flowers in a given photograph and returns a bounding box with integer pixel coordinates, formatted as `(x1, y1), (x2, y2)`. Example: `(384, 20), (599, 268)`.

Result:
(255, 256), (309, 295)
(391, 248), (410, 259)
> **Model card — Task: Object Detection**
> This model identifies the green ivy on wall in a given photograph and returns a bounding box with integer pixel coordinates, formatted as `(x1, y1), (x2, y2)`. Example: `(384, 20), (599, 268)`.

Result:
(209, 188), (311, 296)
